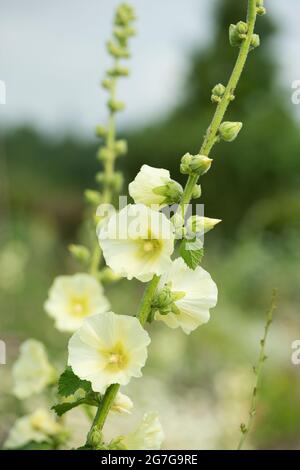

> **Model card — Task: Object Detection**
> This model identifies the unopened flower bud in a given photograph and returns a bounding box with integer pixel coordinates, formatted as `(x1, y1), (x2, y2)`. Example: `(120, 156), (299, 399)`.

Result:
(99, 267), (122, 283)
(108, 65), (129, 77)
(84, 189), (102, 205)
(192, 184), (202, 199)
(180, 153), (213, 176)
(114, 139), (128, 156)
(68, 244), (91, 263)
(218, 121), (243, 142)
(101, 78), (113, 90)
(97, 147), (114, 162)
(211, 83), (226, 103)
(250, 34), (260, 50)
(187, 216), (222, 236)
(153, 181), (183, 205)
(115, 4), (136, 27)
(229, 22), (248, 47)
(257, 6), (266, 15)
(95, 125), (108, 138)
(152, 286), (173, 312)
(107, 41), (130, 59)
(108, 99), (126, 112)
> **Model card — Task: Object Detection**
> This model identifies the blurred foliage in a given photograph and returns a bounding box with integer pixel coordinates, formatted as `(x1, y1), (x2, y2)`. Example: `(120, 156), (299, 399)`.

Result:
(1, 0), (300, 449)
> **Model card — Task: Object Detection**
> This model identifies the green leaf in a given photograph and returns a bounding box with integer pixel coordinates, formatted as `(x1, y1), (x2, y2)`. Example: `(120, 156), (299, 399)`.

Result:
(179, 237), (204, 270)
(58, 366), (92, 397)
(52, 399), (86, 417)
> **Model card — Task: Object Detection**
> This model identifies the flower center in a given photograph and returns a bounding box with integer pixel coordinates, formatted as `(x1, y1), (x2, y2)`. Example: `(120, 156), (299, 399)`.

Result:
(103, 342), (129, 372)
(69, 295), (90, 318)
(137, 232), (163, 259)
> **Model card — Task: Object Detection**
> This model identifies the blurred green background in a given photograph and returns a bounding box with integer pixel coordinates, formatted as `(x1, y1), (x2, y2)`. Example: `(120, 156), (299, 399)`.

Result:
(1, 0), (300, 449)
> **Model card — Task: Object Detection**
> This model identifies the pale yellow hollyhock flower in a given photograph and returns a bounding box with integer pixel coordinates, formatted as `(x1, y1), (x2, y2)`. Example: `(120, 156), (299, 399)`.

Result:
(129, 164), (182, 209)
(4, 409), (64, 449)
(155, 257), (218, 334)
(111, 392), (133, 414)
(121, 412), (164, 450)
(68, 311), (150, 393)
(98, 204), (174, 282)
(12, 339), (56, 399)
(44, 273), (110, 332)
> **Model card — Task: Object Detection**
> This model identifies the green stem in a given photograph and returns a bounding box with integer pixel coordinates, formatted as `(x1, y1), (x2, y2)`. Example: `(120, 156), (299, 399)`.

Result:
(138, 275), (160, 326)
(237, 290), (277, 450)
(86, 384), (120, 447)
(137, 0), (258, 326)
(200, 0), (257, 156)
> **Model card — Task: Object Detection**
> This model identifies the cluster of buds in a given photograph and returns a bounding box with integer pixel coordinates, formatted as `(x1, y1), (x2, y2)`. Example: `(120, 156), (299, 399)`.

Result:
(256, 0), (266, 16)
(180, 153), (213, 176)
(86, 4), (136, 205)
(149, 283), (185, 321)
(229, 21), (260, 51)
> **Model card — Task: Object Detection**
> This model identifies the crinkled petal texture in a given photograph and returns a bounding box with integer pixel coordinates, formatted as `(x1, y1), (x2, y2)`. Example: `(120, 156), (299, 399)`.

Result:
(44, 273), (110, 332)
(12, 340), (56, 399)
(129, 165), (171, 209)
(155, 258), (218, 334)
(4, 409), (63, 449)
(99, 204), (175, 282)
(122, 412), (164, 450)
(68, 311), (151, 394)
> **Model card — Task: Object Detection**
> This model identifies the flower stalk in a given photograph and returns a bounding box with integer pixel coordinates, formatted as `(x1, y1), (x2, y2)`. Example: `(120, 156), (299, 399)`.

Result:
(91, 0), (262, 440)
(137, 0), (259, 326)
(237, 290), (277, 450)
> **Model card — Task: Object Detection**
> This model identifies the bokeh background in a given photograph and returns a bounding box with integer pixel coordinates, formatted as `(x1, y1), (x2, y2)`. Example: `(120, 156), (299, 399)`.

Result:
(1, 0), (300, 449)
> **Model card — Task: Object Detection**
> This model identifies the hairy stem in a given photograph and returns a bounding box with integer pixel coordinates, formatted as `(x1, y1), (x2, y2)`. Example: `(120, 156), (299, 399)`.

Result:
(237, 290), (277, 450)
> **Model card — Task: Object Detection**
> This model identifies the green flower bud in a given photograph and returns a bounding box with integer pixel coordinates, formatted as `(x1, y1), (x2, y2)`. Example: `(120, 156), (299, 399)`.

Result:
(192, 184), (202, 199)
(108, 65), (129, 77)
(99, 267), (122, 283)
(114, 26), (136, 42)
(88, 428), (103, 449)
(96, 172), (123, 191)
(187, 216), (222, 236)
(180, 153), (213, 176)
(115, 4), (136, 27)
(250, 34), (260, 50)
(84, 189), (102, 205)
(153, 180), (183, 205)
(95, 125), (108, 138)
(211, 83), (226, 103)
(107, 41), (130, 59)
(229, 22), (248, 47)
(114, 139), (128, 156)
(108, 99), (126, 112)
(101, 78), (113, 90)
(257, 6), (266, 15)
(97, 146), (114, 162)
(68, 244), (91, 263)
(218, 121), (243, 142)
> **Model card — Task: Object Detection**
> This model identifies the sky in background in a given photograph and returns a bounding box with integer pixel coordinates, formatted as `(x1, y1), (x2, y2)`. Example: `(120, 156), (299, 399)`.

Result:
(0, 0), (299, 137)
